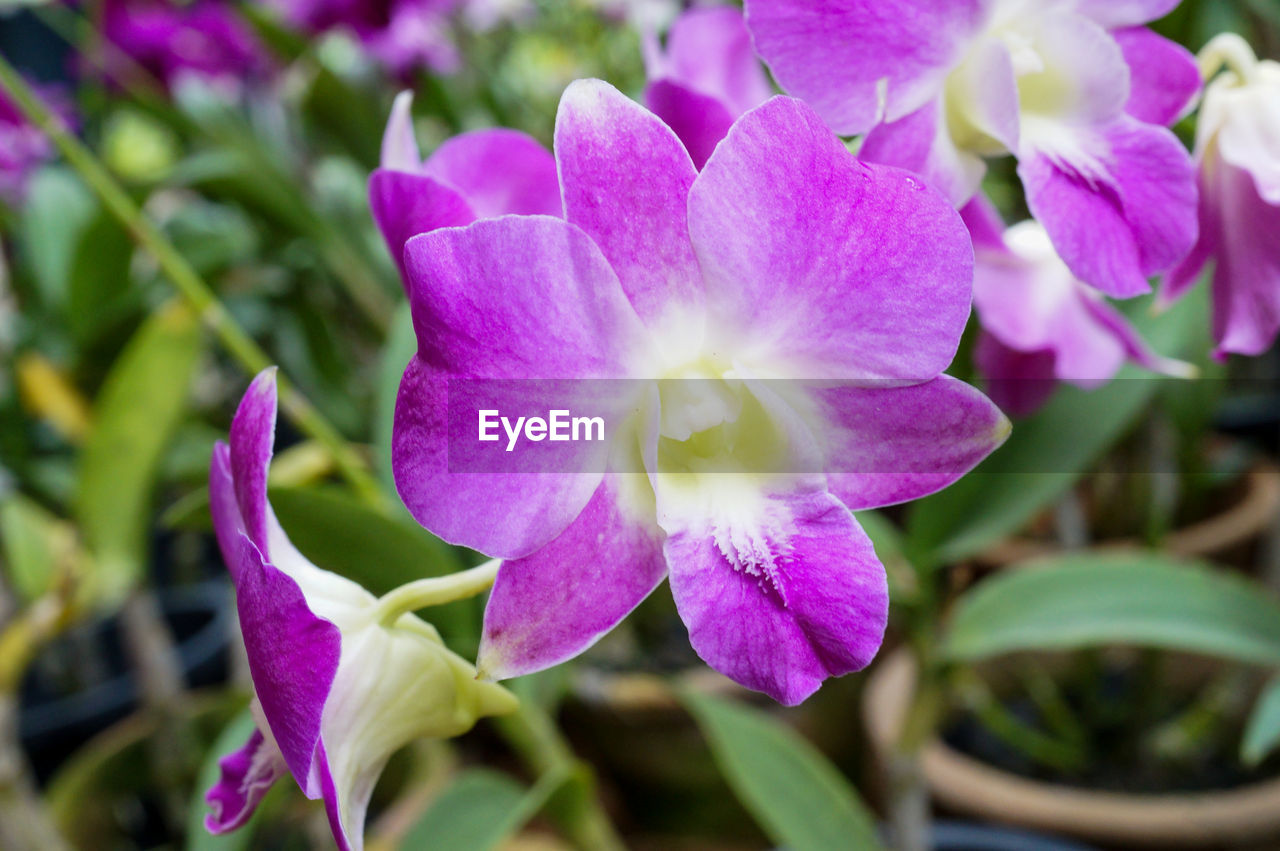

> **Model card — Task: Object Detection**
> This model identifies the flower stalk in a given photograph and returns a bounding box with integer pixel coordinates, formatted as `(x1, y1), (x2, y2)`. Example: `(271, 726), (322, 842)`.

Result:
(374, 559), (502, 626)
(1198, 33), (1260, 85)
(0, 54), (386, 510)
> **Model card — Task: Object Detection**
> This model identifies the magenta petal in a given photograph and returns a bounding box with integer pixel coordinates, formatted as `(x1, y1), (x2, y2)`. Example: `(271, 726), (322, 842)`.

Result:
(860, 98), (986, 206)
(228, 369), (279, 553)
(660, 6), (772, 117)
(818, 376), (1009, 511)
(1019, 116), (1198, 297)
(1205, 160), (1280, 356)
(975, 332), (1060, 418)
(1114, 27), (1200, 126)
(476, 476), (667, 679)
(744, 0), (986, 134)
(423, 129), (561, 219)
(645, 80), (736, 170)
(317, 743), (355, 851)
(403, 215), (648, 379)
(1073, 0), (1180, 28)
(959, 194), (1008, 252)
(204, 729), (286, 834)
(210, 442), (246, 583)
(690, 97), (974, 380)
(234, 534), (339, 797)
(665, 485), (888, 705)
(556, 79), (704, 328)
(368, 169), (474, 283)
(392, 357), (606, 559)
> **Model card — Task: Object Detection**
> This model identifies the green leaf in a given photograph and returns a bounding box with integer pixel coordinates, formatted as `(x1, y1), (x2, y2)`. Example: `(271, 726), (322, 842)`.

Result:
(0, 494), (58, 602)
(76, 301), (203, 605)
(186, 709), (260, 851)
(683, 692), (884, 851)
(1242, 676), (1280, 766)
(18, 166), (96, 309)
(906, 290), (1204, 567)
(66, 210), (135, 344)
(945, 552), (1280, 665)
(400, 769), (555, 851)
(268, 485), (476, 647)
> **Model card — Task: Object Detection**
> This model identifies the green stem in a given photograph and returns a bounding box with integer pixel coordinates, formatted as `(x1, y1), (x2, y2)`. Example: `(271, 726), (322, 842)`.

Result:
(0, 56), (385, 509)
(494, 703), (627, 851)
(374, 559), (500, 626)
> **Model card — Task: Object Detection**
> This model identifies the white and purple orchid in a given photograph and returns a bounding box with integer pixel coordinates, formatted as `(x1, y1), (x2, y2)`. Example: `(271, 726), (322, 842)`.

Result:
(745, 0), (1202, 299)
(368, 91), (560, 285)
(204, 370), (515, 851)
(962, 197), (1193, 417)
(642, 5), (773, 169)
(1162, 34), (1280, 358)
(390, 80), (1009, 705)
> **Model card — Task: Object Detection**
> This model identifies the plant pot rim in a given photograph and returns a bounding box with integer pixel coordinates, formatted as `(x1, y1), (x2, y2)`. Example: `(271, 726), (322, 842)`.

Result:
(979, 460), (1280, 567)
(19, 581), (232, 741)
(864, 647), (1280, 848)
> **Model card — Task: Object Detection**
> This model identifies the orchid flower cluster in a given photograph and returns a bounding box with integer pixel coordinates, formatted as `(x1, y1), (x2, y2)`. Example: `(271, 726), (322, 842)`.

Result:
(199, 2), (1280, 849)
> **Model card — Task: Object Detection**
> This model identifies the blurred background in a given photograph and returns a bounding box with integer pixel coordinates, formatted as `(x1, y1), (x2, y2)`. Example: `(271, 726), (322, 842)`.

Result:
(0, 1), (1279, 849)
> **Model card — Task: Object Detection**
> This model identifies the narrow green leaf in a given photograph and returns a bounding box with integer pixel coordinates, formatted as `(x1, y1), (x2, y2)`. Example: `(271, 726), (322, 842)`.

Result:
(186, 710), (259, 851)
(0, 494), (58, 602)
(401, 769), (554, 851)
(67, 210), (135, 343)
(18, 166), (95, 309)
(945, 553), (1280, 665)
(907, 290), (1204, 567)
(77, 301), (203, 604)
(268, 485), (476, 646)
(683, 692), (884, 851)
(1243, 676), (1280, 766)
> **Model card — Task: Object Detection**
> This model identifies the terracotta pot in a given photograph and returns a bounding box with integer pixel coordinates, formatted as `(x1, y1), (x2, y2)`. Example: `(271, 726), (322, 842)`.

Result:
(978, 461), (1280, 568)
(864, 649), (1280, 848)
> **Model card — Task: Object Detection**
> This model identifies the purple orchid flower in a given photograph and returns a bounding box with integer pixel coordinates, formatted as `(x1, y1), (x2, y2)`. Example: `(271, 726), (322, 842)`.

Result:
(368, 91), (560, 286)
(745, 0), (1202, 300)
(390, 80), (1010, 705)
(268, 0), (462, 77)
(101, 0), (269, 94)
(1161, 35), (1280, 358)
(642, 5), (774, 169)
(204, 369), (515, 850)
(963, 197), (1193, 417)
(0, 84), (69, 204)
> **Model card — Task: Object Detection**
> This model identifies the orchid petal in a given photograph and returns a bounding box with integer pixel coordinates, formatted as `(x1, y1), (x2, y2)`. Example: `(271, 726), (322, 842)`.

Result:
(392, 357), (611, 560)
(233, 534), (340, 797)
(556, 79), (704, 329)
(1072, 0), (1180, 29)
(690, 97), (973, 380)
(368, 170), (474, 283)
(859, 97), (987, 207)
(1019, 115), (1197, 297)
(645, 80), (736, 170)
(974, 332), (1059, 418)
(816, 376), (1009, 511)
(1113, 28), (1200, 126)
(380, 91), (421, 171)
(661, 7), (772, 116)
(664, 482), (888, 705)
(423, 129), (561, 219)
(477, 476), (668, 680)
(744, 0), (989, 134)
(204, 729), (286, 834)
